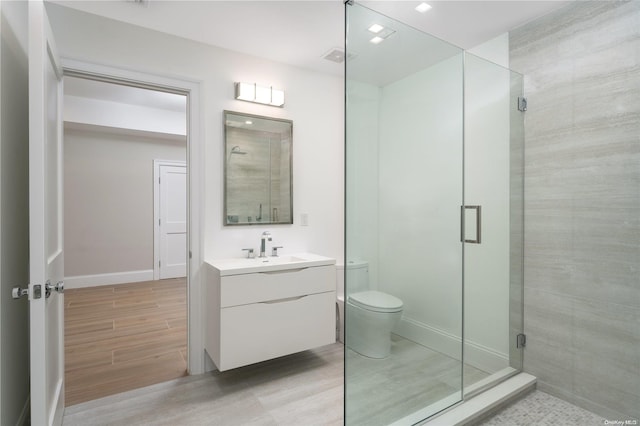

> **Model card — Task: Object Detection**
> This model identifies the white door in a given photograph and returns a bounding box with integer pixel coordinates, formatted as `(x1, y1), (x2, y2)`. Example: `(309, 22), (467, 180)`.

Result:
(158, 163), (187, 279)
(28, 2), (65, 425)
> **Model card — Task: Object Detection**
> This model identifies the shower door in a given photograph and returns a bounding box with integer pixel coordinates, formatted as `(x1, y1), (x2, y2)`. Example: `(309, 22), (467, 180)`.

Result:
(462, 54), (526, 394)
(345, 2), (526, 425)
(345, 3), (465, 424)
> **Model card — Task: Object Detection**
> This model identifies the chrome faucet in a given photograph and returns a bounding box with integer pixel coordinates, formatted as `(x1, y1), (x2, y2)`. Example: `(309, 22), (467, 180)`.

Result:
(259, 231), (272, 258)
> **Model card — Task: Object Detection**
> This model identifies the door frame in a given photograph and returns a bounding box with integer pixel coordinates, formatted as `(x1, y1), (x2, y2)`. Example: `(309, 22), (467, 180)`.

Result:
(153, 159), (187, 281)
(61, 59), (206, 375)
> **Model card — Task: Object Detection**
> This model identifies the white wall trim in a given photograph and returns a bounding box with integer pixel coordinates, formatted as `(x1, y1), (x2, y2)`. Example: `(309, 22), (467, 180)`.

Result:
(395, 316), (509, 374)
(61, 58), (205, 375)
(465, 339), (510, 374)
(153, 159), (187, 281)
(65, 270), (154, 289)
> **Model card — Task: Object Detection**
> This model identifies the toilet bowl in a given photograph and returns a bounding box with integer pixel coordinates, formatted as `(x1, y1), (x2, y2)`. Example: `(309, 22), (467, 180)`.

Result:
(337, 261), (403, 359)
(346, 290), (403, 358)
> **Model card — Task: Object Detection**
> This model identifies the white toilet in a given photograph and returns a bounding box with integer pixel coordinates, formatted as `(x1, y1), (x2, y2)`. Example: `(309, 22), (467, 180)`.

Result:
(337, 261), (403, 359)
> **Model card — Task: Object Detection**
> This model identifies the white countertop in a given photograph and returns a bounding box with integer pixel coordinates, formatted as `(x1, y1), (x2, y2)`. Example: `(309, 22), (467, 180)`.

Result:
(206, 252), (336, 276)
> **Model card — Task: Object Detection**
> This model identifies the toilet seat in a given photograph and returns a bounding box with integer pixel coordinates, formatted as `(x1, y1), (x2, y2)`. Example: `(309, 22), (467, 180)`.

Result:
(348, 290), (403, 313)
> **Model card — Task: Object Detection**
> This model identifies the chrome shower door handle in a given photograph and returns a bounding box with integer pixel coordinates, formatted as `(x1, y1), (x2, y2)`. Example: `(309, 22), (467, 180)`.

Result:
(461, 205), (482, 244)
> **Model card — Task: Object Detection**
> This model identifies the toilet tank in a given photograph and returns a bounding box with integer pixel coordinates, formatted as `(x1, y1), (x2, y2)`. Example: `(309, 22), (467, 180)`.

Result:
(336, 260), (369, 299)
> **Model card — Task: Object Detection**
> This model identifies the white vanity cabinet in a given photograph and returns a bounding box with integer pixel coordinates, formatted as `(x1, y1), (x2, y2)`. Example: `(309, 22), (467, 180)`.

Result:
(204, 254), (336, 371)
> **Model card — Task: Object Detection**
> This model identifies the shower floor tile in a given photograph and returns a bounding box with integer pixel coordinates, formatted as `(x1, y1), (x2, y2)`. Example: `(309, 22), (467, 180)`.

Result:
(346, 334), (490, 426)
(478, 390), (608, 426)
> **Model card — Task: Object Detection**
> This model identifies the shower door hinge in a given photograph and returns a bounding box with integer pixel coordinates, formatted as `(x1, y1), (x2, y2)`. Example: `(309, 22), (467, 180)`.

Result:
(517, 97), (527, 112)
(516, 333), (527, 348)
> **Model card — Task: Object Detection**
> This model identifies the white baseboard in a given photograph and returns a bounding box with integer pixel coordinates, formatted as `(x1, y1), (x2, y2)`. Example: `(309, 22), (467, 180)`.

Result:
(394, 317), (509, 374)
(64, 270), (154, 289)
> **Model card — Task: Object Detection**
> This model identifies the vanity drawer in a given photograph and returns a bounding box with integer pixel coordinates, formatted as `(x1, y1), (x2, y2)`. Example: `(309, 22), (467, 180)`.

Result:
(220, 265), (335, 307)
(219, 291), (335, 371)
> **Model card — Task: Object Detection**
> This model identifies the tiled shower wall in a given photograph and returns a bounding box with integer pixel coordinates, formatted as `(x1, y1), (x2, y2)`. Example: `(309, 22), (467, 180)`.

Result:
(510, 0), (639, 421)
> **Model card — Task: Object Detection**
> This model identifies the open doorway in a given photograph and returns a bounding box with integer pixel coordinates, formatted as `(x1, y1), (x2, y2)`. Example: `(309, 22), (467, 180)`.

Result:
(62, 76), (189, 406)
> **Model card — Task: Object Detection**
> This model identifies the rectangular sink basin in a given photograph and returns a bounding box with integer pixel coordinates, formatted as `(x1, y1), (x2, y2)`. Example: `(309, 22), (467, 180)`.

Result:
(207, 252), (335, 276)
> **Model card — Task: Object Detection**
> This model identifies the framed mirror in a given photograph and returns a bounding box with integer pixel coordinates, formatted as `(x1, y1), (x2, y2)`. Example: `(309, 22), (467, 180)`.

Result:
(224, 111), (293, 225)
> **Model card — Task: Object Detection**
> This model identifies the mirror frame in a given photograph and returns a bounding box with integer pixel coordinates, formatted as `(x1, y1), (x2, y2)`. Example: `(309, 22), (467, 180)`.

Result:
(223, 110), (293, 226)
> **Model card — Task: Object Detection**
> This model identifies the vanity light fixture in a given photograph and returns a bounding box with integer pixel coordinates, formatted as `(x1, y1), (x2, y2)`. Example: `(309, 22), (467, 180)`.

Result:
(415, 2), (432, 13)
(234, 82), (285, 107)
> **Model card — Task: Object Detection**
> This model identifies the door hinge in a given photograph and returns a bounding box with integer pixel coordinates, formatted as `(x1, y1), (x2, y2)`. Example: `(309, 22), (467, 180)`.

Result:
(159, 218), (161, 226)
(159, 260), (161, 267)
(189, 251), (192, 259)
(517, 97), (527, 112)
(516, 333), (526, 348)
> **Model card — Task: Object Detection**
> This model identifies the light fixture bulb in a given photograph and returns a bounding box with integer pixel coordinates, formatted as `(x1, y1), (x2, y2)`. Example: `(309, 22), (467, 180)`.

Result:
(235, 82), (255, 101)
(370, 36), (384, 44)
(368, 24), (384, 34)
(415, 2), (432, 13)
(255, 85), (271, 104)
(271, 89), (285, 107)
(245, 120), (253, 125)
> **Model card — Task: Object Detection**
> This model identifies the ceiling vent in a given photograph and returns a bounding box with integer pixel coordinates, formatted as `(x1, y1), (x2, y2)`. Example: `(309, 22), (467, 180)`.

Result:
(322, 48), (357, 64)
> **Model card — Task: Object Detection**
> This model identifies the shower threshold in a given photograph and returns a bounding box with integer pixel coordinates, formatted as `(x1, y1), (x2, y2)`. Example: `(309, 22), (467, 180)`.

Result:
(390, 372), (536, 426)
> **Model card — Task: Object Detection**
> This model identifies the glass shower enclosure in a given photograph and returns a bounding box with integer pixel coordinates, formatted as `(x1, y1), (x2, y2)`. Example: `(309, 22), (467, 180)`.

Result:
(344, 2), (525, 424)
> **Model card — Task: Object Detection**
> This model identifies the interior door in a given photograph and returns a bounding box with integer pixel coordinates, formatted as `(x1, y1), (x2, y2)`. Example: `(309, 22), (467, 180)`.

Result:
(28, 2), (65, 425)
(159, 164), (187, 279)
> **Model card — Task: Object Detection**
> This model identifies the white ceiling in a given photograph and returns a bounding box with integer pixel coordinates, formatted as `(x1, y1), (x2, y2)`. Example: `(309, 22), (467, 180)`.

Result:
(51, 0), (572, 78)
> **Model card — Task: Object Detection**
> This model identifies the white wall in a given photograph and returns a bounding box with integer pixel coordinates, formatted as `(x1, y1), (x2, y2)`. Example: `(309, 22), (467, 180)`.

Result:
(46, 3), (344, 265)
(64, 125), (186, 280)
(65, 95), (186, 136)
(345, 80), (381, 289)
(0, 1), (30, 424)
(468, 33), (510, 69)
(377, 55), (464, 346)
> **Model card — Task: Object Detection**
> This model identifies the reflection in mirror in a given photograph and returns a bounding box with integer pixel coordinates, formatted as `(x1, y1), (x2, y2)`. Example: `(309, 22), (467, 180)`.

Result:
(224, 111), (293, 225)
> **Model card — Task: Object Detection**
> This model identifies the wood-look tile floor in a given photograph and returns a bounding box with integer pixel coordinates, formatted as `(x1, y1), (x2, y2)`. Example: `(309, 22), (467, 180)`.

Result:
(64, 278), (188, 406)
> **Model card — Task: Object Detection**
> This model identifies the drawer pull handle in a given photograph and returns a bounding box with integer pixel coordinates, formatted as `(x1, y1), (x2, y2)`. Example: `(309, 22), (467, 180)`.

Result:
(259, 267), (308, 275)
(260, 295), (307, 304)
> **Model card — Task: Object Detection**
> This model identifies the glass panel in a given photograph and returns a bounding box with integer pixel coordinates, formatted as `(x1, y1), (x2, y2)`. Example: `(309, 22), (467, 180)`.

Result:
(462, 53), (525, 393)
(345, 3), (464, 424)
(508, 69), (525, 374)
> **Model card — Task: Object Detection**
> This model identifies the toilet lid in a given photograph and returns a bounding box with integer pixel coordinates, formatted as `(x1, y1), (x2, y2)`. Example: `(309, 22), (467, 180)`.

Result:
(348, 290), (403, 313)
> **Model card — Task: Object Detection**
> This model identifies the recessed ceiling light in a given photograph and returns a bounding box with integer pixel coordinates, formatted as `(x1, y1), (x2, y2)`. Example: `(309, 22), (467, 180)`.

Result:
(370, 36), (384, 45)
(415, 2), (432, 13)
(368, 24), (385, 34)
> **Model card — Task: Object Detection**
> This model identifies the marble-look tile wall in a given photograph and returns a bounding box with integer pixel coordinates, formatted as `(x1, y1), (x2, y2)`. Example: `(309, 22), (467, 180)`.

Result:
(510, 1), (639, 421)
